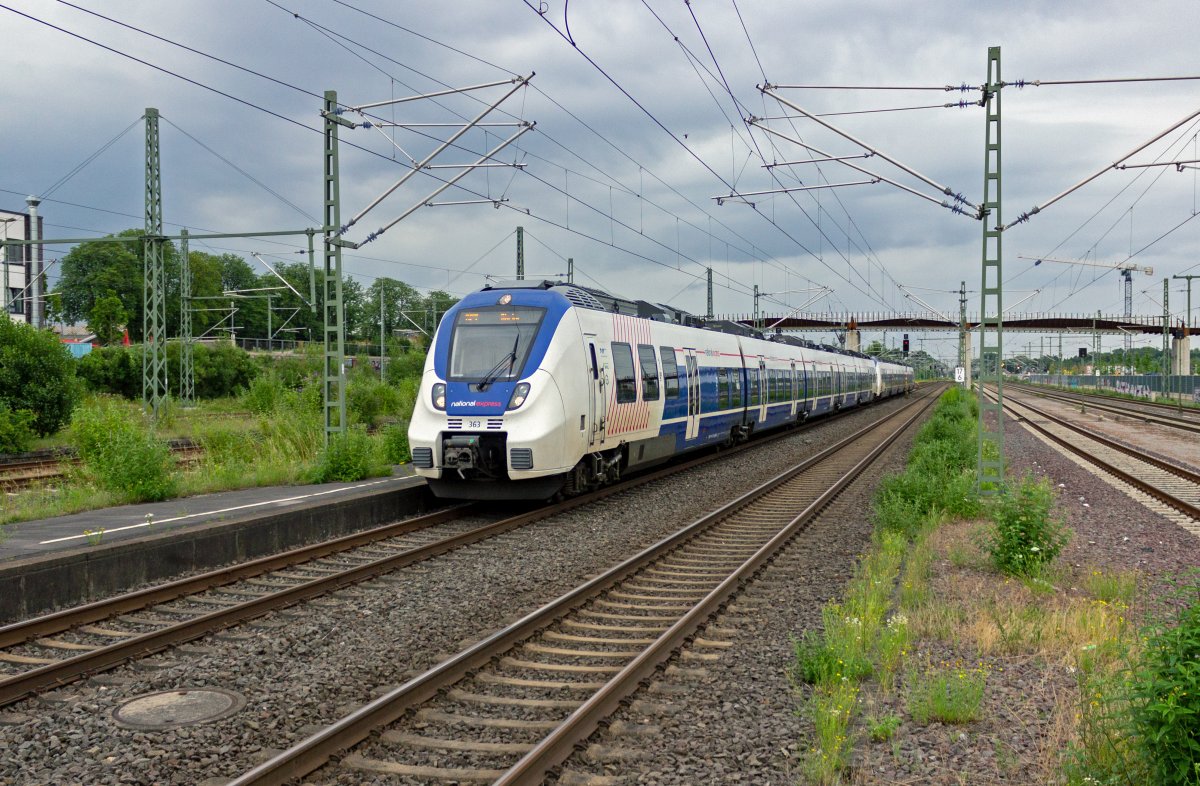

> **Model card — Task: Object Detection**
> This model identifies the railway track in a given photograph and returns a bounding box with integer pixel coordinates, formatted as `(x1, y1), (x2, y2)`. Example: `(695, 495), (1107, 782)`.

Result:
(225, 386), (939, 785)
(991, 387), (1200, 530)
(0, 390), (931, 709)
(0, 439), (203, 490)
(1008, 381), (1200, 434)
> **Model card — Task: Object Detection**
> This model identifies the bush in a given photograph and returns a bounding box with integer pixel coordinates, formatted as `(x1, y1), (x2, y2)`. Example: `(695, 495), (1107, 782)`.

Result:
(981, 475), (1069, 576)
(241, 372), (288, 415)
(0, 318), (80, 435)
(312, 426), (377, 483)
(186, 342), (260, 399)
(70, 397), (176, 502)
(379, 421), (410, 464)
(384, 348), (427, 386)
(78, 343), (260, 401)
(346, 376), (404, 427)
(0, 402), (36, 454)
(76, 345), (142, 398)
(1131, 575), (1200, 785)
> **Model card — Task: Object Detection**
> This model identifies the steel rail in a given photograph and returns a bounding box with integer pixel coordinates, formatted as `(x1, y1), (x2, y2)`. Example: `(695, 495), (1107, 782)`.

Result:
(0, 504), (470, 649)
(1008, 381), (1200, 434)
(990, 388), (1200, 520)
(495, 388), (937, 784)
(0, 392), (911, 706)
(226, 386), (940, 786)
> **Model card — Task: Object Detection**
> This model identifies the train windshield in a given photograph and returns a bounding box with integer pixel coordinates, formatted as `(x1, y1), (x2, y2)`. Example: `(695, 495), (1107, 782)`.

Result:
(448, 306), (546, 383)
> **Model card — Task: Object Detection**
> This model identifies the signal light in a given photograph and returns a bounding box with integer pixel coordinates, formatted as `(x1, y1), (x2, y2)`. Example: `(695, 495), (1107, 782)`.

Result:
(902, 334), (909, 355)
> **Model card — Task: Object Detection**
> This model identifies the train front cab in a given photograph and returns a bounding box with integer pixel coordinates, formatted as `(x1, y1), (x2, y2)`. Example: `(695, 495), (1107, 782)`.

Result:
(409, 287), (588, 500)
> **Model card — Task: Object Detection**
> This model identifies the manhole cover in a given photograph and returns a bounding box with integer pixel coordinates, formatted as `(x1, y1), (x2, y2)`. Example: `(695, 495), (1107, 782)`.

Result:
(113, 688), (246, 730)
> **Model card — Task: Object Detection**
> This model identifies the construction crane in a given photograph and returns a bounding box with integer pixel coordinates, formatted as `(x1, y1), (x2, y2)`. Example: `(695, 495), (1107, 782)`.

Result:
(1019, 255), (1154, 357)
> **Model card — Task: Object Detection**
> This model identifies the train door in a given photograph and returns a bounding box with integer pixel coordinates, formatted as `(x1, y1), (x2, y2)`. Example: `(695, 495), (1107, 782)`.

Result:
(684, 350), (701, 440)
(788, 361), (798, 418)
(586, 339), (606, 447)
(758, 356), (768, 423)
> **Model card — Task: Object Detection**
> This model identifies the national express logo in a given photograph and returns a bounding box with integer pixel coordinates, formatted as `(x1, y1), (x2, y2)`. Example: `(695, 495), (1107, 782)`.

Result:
(451, 400), (503, 408)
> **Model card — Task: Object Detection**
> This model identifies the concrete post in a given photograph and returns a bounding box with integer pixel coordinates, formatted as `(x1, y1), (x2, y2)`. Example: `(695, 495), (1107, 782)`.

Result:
(1172, 334), (1191, 376)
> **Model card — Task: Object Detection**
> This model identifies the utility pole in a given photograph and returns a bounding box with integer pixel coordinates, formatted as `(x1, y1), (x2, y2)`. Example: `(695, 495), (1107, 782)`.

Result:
(567, 257), (573, 284)
(1163, 278), (1170, 389)
(516, 225), (524, 280)
(25, 196), (41, 328)
(976, 46), (1004, 494)
(1172, 274), (1200, 331)
(143, 108), (168, 419)
(180, 228), (194, 404)
(707, 267), (714, 319)
(379, 287), (386, 380)
(323, 90), (348, 442)
(753, 284), (760, 330)
(1122, 269), (1133, 358)
(958, 280), (968, 384)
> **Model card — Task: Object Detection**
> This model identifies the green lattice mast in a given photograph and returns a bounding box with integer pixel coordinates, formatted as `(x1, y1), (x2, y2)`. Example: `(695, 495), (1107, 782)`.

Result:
(976, 47), (1005, 494)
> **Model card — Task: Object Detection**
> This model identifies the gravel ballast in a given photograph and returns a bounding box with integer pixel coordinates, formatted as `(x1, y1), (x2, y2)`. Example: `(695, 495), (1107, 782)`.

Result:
(0, 396), (916, 785)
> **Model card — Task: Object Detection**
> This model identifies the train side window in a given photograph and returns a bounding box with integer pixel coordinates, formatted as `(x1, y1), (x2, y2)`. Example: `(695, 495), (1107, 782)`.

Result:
(730, 368), (742, 407)
(638, 344), (660, 401)
(749, 368), (760, 405)
(660, 347), (679, 399)
(611, 342), (636, 403)
(717, 367), (730, 408)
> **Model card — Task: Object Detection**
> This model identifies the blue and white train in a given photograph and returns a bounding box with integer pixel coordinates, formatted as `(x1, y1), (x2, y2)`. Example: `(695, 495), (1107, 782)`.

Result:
(408, 280), (914, 500)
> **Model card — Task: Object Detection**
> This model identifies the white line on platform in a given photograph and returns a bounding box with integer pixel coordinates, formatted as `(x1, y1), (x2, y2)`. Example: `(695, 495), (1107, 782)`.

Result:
(39, 478), (397, 545)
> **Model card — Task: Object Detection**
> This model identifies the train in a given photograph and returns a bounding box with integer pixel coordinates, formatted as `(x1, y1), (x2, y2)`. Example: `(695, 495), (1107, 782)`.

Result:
(408, 280), (914, 500)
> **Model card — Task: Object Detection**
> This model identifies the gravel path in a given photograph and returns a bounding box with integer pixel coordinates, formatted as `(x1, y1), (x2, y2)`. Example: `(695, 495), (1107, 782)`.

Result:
(0, 396), (919, 785)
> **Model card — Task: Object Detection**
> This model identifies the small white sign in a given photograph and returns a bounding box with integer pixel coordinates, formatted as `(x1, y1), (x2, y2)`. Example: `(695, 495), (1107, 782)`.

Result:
(954, 366), (966, 383)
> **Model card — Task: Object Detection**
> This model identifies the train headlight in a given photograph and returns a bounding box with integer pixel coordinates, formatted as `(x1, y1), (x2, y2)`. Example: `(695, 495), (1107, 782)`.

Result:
(432, 383), (446, 411)
(507, 382), (531, 410)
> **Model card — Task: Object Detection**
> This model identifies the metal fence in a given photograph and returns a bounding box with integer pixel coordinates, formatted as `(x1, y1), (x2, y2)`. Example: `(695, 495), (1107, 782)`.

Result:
(1025, 374), (1200, 402)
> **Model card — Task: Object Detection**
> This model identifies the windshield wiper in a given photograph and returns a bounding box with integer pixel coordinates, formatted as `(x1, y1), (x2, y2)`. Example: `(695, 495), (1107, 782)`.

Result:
(477, 334), (520, 391)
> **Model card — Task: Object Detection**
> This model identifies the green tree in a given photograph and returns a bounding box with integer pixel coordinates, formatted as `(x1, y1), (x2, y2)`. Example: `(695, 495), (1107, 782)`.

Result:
(52, 230), (180, 341)
(88, 291), (130, 345)
(54, 238), (140, 334)
(0, 319), (79, 435)
(423, 290), (458, 333)
(368, 277), (423, 345)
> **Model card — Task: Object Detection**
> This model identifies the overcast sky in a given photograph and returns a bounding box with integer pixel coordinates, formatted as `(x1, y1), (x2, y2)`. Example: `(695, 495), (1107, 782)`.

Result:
(3, 0), (1198, 361)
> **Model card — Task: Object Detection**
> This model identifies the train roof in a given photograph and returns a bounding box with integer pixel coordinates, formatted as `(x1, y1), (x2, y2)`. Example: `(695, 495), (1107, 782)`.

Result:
(479, 279), (910, 366)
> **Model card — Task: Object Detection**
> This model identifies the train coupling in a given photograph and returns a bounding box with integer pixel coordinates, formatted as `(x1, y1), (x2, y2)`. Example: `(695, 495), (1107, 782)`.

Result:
(442, 435), (481, 469)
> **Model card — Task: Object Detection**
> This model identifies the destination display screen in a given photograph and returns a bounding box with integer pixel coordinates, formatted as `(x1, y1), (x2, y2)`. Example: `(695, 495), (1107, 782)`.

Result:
(449, 306), (546, 382)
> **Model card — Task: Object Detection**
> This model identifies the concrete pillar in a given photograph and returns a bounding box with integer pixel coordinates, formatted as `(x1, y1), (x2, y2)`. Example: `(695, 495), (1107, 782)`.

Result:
(846, 329), (861, 353)
(1172, 334), (1191, 375)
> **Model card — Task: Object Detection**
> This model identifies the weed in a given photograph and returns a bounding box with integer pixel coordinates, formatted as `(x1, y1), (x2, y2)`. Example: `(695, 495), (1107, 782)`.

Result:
(907, 658), (990, 724)
(867, 712), (902, 742)
(1129, 572), (1200, 785)
(802, 679), (859, 785)
(312, 426), (386, 483)
(875, 613), (911, 693)
(1083, 568), (1138, 606)
(83, 528), (104, 546)
(980, 475), (1070, 576)
(70, 397), (176, 502)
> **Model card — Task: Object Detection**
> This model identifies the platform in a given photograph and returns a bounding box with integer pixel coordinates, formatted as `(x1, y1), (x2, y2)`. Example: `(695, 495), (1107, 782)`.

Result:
(0, 467), (433, 621)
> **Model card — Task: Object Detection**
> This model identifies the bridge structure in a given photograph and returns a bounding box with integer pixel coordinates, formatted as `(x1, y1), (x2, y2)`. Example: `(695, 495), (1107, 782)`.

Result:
(724, 309), (1194, 379)
(725, 311), (1189, 337)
